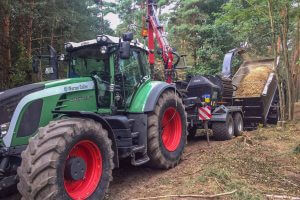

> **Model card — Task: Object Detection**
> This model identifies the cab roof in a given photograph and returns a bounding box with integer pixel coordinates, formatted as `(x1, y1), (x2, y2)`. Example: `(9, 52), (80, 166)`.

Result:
(66, 35), (148, 52)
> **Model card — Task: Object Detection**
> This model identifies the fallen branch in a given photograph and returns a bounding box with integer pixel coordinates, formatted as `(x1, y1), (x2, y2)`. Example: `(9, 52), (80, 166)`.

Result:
(266, 194), (300, 200)
(130, 190), (237, 200)
(214, 177), (224, 191)
(182, 168), (203, 176)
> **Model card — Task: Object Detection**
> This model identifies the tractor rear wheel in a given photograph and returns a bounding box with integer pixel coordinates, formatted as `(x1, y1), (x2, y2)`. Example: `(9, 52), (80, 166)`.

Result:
(147, 90), (187, 169)
(212, 114), (234, 141)
(17, 118), (114, 200)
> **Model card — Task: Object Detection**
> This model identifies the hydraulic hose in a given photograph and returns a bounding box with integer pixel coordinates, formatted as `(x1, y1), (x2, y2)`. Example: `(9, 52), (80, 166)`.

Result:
(172, 51), (180, 67)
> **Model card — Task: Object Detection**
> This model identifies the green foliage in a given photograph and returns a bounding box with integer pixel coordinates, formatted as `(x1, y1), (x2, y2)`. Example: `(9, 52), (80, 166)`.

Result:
(115, 0), (145, 39)
(216, 0), (273, 55)
(294, 144), (300, 154)
(1, 0), (115, 89)
(194, 23), (237, 75)
(10, 45), (32, 87)
(167, 0), (236, 75)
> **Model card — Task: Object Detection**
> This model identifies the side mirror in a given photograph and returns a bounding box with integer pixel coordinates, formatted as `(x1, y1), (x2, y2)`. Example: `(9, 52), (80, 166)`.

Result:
(119, 41), (131, 59)
(32, 59), (39, 73)
(122, 32), (133, 41)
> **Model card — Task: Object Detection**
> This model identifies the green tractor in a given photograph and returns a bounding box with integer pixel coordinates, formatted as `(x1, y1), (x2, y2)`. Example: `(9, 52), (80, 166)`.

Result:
(0, 33), (187, 199)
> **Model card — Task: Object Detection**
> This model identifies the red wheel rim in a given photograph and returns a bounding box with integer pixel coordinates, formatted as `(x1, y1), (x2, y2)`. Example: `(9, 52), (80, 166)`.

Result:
(161, 107), (182, 152)
(64, 140), (102, 199)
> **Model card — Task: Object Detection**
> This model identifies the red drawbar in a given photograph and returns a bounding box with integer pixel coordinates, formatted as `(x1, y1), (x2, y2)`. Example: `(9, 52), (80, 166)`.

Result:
(161, 107), (182, 151)
(64, 140), (102, 200)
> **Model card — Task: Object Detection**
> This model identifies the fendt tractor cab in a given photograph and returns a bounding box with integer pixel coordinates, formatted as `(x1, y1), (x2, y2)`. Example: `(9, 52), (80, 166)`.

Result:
(0, 33), (187, 199)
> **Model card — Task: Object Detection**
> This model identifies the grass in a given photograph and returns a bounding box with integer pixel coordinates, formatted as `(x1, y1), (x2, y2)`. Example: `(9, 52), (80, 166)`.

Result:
(294, 144), (300, 154)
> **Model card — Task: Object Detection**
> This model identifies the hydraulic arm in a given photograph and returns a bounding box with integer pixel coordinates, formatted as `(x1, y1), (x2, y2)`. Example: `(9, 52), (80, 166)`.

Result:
(146, 0), (179, 83)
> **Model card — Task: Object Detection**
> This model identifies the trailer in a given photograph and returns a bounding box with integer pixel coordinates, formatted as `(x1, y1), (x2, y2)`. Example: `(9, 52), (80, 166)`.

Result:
(179, 48), (280, 140)
(231, 59), (279, 128)
(176, 75), (244, 141)
(221, 49), (279, 128)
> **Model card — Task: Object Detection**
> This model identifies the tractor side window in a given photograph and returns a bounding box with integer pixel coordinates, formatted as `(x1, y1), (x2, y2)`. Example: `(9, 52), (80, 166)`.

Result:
(119, 51), (141, 86)
(119, 50), (142, 106)
(70, 58), (107, 78)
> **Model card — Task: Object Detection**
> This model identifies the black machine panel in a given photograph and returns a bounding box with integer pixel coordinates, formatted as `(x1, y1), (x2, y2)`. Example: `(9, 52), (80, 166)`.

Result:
(186, 75), (221, 103)
(17, 99), (43, 137)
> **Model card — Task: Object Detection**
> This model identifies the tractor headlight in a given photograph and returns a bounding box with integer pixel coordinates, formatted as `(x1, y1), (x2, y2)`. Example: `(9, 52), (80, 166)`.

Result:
(100, 46), (108, 54)
(0, 122), (10, 137)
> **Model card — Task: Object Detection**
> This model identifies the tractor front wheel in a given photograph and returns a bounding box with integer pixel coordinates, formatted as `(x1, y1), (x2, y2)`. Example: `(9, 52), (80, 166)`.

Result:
(17, 118), (114, 200)
(147, 90), (187, 169)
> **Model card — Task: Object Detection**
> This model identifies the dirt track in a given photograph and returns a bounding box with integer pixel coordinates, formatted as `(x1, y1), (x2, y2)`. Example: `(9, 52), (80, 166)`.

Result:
(2, 124), (300, 200)
(106, 137), (223, 200)
(107, 125), (300, 200)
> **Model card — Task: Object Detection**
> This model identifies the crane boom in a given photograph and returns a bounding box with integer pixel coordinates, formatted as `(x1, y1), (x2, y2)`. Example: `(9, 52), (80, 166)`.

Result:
(146, 0), (178, 83)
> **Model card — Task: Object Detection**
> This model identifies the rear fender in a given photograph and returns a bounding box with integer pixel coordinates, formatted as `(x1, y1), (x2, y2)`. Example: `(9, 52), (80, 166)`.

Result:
(129, 81), (181, 113)
(144, 83), (178, 112)
(52, 110), (119, 168)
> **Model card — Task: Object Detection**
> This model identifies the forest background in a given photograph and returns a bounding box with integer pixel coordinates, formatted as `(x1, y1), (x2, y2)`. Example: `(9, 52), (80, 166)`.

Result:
(0, 0), (299, 120)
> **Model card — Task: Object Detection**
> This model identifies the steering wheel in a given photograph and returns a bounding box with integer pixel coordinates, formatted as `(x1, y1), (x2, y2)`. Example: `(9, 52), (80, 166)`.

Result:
(90, 71), (110, 84)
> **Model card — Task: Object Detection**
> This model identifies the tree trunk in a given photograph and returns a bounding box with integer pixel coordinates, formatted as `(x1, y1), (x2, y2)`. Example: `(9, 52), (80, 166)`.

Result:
(268, 0), (285, 121)
(291, 17), (300, 102)
(18, 0), (25, 46)
(280, 4), (294, 120)
(26, 0), (34, 57)
(2, 14), (11, 88)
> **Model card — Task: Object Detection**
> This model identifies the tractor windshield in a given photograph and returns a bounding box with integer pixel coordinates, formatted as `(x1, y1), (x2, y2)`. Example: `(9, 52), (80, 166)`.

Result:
(68, 46), (111, 82)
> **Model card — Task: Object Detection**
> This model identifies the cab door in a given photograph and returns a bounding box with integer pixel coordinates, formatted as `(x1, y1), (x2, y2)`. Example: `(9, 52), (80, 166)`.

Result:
(116, 48), (145, 110)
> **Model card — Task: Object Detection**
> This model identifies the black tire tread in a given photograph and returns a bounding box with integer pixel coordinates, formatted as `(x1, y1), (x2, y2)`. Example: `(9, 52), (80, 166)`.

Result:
(233, 112), (243, 136)
(212, 115), (234, 141)
(147, 90), (187, 169)
(17, 118), (114, 200)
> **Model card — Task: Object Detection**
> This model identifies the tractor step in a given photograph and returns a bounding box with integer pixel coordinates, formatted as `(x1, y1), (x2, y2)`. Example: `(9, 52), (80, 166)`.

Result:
(132, 145), (145, 153)
(131, 155), (150, 166)
(128, 119), (135, 129)
(131, 132), (139, 138)
(131, 145), (149, 166)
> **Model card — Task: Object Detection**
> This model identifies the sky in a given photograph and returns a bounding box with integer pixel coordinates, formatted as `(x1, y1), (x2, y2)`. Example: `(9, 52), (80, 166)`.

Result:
(105, 13), (121, 29)
(103, 0), (173, 30)
(104, 0), (120, 29)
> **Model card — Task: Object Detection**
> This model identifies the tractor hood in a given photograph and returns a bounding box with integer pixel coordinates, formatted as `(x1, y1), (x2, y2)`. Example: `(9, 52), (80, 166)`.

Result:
(0, 78), (95, 147)
(0, 78), (94, 125)
(0, 83), (45, 126)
